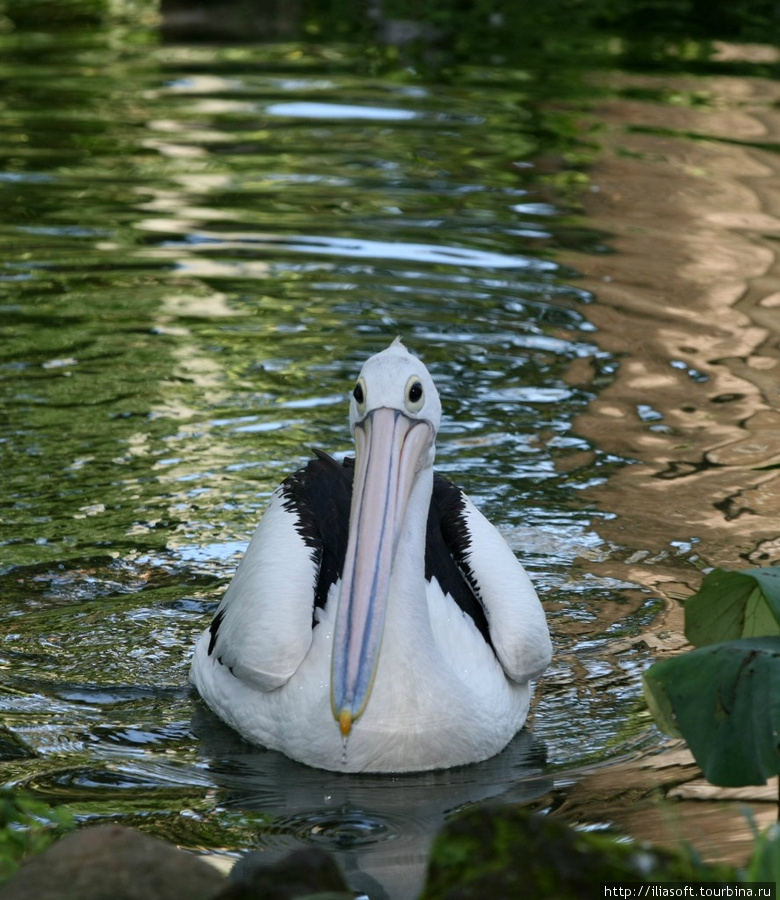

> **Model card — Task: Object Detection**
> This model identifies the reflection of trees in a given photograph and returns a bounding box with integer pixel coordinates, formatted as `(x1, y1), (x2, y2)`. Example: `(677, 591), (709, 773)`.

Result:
(0, 6), (279, 565)
(0, 0), (611, 574)
(159, 0), (780, 53)
(161, 0), (304, 42)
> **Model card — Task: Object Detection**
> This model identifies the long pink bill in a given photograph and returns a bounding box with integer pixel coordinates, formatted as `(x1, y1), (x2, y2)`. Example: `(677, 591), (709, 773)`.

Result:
(330, 406), (432, 737)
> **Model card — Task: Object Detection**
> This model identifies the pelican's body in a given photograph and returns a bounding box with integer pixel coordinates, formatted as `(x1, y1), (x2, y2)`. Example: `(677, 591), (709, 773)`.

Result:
(190, 340), (551, 772)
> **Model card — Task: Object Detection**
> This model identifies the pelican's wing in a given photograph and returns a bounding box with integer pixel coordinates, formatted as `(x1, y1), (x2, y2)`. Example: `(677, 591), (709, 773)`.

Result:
(430, 477), (552, 684)
(201, 452), (352, 691)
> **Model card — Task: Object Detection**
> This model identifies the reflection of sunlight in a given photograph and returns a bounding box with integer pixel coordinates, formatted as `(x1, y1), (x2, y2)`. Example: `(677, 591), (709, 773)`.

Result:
(160, 290), (242, 319)
(162, 74), (245, 94)
(133, 304), (301, 556)
(147, 337), (230, 424)
(143, 138), (209, 159)
(266, 101), (419, 120)
(168, 342), (224, 389)
(137, 199), (234, 222)
(171, 258), (274, 279)
(567, 67), (780, 573)
(147, 229), (555, 270)
(711, 41), (780, 63)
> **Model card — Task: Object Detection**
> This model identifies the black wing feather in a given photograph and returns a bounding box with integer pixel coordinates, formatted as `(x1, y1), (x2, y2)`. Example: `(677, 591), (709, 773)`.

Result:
(427, 474), (493, 650)
(280, 450), (353, 620)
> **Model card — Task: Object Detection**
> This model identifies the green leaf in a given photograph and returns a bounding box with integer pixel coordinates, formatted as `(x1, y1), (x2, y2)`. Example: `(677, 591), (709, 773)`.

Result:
(747, 822), (780, 883)
(0, 790), (74, 880)
(684, 568), (780, 646)
(642, 636), (780, 786)
(744, 567), (780, 614)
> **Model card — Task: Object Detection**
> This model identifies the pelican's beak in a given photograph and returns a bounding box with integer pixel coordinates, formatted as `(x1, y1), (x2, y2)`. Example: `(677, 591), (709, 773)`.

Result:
(331, 406), (433, 737)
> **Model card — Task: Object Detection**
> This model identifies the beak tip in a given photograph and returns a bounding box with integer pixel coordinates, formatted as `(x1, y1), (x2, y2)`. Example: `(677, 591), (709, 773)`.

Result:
(338, 708), (353, 737)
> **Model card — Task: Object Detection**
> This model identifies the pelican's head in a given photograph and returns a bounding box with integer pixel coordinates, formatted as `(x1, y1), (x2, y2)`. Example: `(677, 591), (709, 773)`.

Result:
(348, 336), (442, 440)
(331, 339), (441, 738)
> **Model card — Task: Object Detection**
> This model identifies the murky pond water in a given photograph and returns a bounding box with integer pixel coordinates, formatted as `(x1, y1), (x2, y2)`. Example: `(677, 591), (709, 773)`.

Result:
(2, 6), (779, 898)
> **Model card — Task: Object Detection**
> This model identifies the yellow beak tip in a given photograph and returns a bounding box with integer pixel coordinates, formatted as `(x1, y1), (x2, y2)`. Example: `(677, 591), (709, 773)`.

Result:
(338, 709), (353, 737)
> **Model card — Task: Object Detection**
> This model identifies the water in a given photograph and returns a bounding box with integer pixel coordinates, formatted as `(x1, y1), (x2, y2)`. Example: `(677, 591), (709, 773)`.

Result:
(2, 6), (778, 898)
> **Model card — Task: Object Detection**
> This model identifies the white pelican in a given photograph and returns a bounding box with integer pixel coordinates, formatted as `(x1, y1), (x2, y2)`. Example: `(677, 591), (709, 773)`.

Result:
(190, 339), (552, 772)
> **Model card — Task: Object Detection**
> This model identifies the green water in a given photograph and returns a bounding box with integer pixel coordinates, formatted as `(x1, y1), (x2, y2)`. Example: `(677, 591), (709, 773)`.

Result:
(0, 3), (738, 897)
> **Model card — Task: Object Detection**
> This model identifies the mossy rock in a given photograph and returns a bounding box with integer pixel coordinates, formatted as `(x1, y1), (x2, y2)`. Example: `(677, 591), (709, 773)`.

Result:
(420, 805), (737, 899)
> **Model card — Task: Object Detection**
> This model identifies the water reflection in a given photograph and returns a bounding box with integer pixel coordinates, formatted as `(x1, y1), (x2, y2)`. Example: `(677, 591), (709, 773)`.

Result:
(567, 60), (780, 572)
(555, 51), (780, 862)
(193, 710), (550, 899)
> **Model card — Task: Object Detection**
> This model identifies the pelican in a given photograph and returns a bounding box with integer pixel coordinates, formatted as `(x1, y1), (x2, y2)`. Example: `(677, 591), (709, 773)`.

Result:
(190, 339), (552, 772)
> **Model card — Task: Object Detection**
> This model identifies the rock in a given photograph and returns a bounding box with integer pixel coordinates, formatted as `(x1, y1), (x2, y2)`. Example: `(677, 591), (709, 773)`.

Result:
(0, 824), (226, 900)
(220, 847), (352, 899)
(0, 727), (36, 761)
(420, 804), (738, 899)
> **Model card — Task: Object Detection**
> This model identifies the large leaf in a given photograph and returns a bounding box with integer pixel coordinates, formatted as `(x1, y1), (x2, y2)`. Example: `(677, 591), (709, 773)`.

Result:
(684, 567), (780, 646)
(747, 823), (780, 884)
(642, 636), (780, 786)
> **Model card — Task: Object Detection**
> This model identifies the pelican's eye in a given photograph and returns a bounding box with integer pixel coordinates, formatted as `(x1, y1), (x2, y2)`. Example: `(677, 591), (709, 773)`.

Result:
(353, 377), (367, 413)
(405, 376), (424, 413)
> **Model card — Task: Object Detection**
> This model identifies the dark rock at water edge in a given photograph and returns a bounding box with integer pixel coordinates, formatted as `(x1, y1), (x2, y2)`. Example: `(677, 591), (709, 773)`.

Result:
(420, 804), (739, 900)
(221, 846), (352, 899)
(0, 825), (226, 900)
(0, 824), (354, 900)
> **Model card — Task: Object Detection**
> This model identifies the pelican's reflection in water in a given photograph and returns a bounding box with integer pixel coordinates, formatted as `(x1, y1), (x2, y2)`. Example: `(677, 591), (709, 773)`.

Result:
(191, 704), (551, 900)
